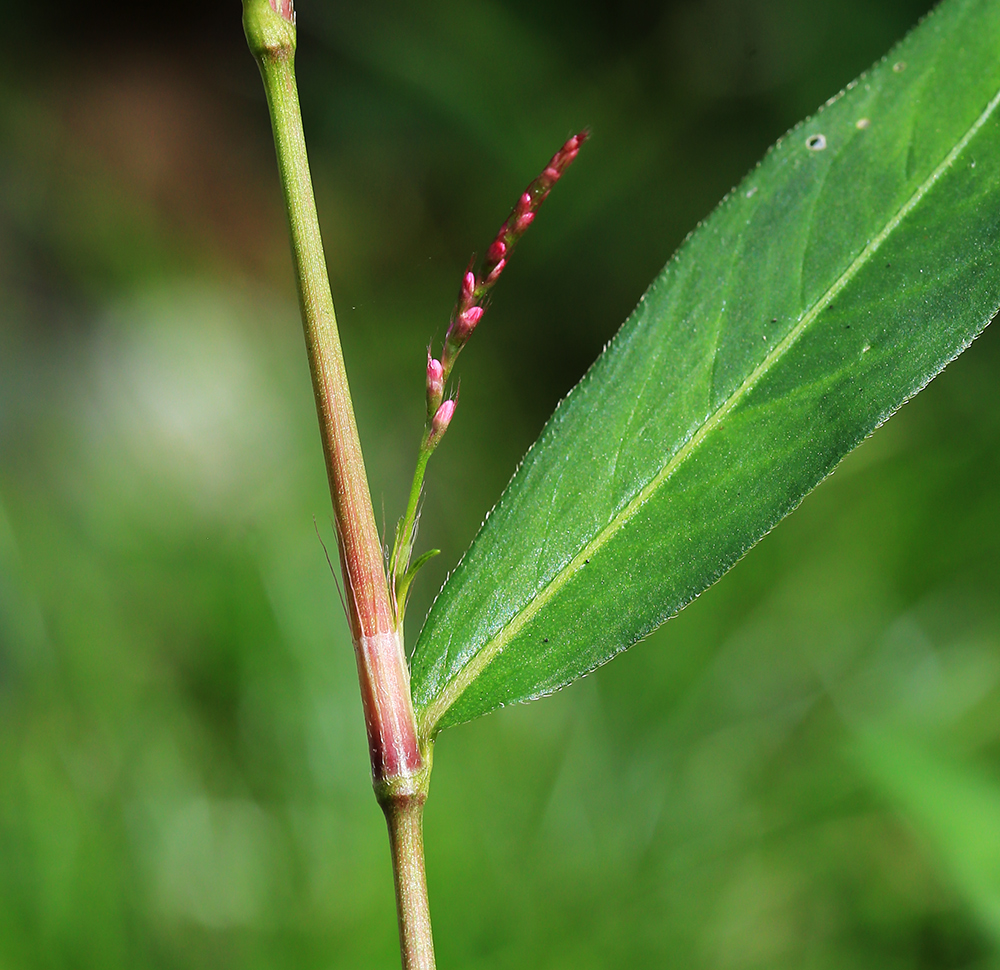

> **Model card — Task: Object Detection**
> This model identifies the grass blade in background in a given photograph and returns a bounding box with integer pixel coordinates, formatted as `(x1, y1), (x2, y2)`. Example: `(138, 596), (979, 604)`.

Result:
(854, 730), (1000, 944)
(411, 0), (1000, 733)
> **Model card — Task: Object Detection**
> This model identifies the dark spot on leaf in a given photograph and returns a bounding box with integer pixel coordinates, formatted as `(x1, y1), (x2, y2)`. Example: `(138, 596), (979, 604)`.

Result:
(806, 134), (827, 151)
(543, 638), (549, 643)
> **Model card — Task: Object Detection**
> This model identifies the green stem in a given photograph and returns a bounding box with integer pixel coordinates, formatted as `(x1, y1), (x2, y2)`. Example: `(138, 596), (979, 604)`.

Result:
(391, 438), (432, 608)
(242, 3), (435, 967)
(243, 3), (391, 646)
(381, 779), (436, 970)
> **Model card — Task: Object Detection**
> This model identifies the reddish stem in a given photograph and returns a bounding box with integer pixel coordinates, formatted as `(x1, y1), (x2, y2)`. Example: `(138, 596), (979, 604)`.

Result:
(246, 5), (421, 786)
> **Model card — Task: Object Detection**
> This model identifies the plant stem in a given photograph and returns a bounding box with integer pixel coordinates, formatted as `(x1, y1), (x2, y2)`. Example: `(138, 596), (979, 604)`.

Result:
(242, 3), (436, 966)
(242, 0), (421, 779)
(382, 783), (436, 970)
(390, 438), (432, 609)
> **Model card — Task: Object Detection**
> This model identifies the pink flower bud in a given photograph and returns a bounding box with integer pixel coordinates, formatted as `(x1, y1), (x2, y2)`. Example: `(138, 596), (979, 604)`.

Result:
(557, 150), (577, 171)
(460, 305), (484, 330)
(426, 355), (445, 410)
(461, 271), (477, 304)
(428, 399), (456, 445)
(485, 258), (506, 284)
(487, 239), (507, 263)
(515, 210), (535, 232)
(447, 304), (484, 344)
(542, 166), (560, 181)
(517, 191), (532, 214)
(555, 133), (586, 168)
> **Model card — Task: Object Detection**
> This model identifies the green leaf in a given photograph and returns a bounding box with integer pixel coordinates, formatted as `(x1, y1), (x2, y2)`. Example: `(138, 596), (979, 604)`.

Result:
(411, 0), (1000, 735)
(397, 547), (441, 620)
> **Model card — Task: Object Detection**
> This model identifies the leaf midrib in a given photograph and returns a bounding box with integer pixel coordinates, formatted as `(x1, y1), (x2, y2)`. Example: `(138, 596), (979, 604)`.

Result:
(418, 82), (1000, 738)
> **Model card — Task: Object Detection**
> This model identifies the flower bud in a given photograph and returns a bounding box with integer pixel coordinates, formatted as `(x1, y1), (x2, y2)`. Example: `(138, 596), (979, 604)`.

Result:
(461, 271), (477, 305)
(554, 133), (586, 171)
(426, 355), (445, 413)
(428, 399), (456, 447)
(514, 210), (535, 232)
(450, 304), (483, 342)
(485, 258), (506, 284)
(487, 239), (507, 263)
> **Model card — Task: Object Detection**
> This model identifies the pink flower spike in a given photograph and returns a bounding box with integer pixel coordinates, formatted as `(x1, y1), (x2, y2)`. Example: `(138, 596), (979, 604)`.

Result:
(436, 131), (587, 382)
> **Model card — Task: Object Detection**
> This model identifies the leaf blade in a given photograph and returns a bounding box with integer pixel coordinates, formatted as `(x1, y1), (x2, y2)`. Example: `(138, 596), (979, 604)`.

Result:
(411, 0), (1000, 734)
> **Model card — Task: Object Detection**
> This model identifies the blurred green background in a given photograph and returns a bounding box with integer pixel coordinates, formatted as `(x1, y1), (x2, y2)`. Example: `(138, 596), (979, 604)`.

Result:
(2, 0), (999, 967)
